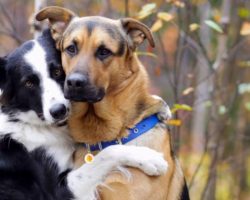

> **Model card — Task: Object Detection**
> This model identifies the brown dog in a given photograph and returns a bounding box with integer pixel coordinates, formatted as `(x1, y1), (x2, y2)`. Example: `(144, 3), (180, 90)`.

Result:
(36, 6), (189, 200)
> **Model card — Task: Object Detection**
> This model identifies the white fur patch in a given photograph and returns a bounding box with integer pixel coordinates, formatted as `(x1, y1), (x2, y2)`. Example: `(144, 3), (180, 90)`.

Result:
(0, 111), (74, 171)
(67, 145), (168, 200)
(24, 41), (70, 124)
(152, 95), (172, 120)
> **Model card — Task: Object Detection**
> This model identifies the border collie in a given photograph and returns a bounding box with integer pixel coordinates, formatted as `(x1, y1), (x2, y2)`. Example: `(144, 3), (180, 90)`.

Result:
(0, 30), (167, 200)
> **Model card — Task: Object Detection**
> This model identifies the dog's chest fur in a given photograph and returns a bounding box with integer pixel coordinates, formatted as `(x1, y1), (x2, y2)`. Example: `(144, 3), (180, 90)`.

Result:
(127, 124), (167, 149)
(0, 111), (74, 172)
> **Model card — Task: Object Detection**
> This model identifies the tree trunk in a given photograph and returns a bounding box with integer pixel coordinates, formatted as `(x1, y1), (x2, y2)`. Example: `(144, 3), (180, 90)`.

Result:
(201, 1), (231, 200)
(191, 2), (211, 153)
(33, 0), (47, 39)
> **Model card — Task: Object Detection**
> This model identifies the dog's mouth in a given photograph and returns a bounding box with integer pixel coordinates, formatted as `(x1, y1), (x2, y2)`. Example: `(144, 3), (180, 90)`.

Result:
(55, 118), (68, 127)
(37, 112), (45, 120)
(64, 87), (105, 103)
(38, 114), (68, 127)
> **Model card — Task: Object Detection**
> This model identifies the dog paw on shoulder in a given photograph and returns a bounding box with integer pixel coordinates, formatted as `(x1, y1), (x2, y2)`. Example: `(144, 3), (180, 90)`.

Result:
(152, 95), (172, 121)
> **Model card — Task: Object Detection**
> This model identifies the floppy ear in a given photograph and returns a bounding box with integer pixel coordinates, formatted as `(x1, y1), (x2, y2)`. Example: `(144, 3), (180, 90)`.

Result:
(0, 57), (6, 88)
(121, 18), (155, 51)
(35, 6), (76, 48)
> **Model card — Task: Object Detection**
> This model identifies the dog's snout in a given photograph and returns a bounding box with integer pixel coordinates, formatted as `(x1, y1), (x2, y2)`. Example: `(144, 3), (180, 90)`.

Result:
(66, 73), (87, 89)
(64, 73), (105, 103)
(49, 103), (67, 120)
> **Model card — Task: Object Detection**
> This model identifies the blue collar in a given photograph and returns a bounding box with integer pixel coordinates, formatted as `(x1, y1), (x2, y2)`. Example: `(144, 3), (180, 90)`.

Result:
(82, 114), (160, 152)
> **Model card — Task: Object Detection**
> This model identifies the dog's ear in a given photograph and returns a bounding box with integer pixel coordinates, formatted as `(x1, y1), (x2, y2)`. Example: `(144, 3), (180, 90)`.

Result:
(35, 6), (76, 48)
(121, 18), (155, 51)
(0, 57), (6, 88)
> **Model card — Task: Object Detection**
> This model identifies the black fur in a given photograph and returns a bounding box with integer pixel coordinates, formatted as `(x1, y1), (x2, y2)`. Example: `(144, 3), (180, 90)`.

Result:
(180, 180), (190, 200)
(0, 56), (7, 87)
(0, 29), (65, 119)
(0, 30), (73, 200)
(0, 135), (73, 200)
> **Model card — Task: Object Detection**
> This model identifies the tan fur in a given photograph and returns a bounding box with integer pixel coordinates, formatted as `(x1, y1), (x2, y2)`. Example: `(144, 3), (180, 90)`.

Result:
(99, 127), (184, 200)
(68, 56), (163, 143)
(36, 6), (187, 200)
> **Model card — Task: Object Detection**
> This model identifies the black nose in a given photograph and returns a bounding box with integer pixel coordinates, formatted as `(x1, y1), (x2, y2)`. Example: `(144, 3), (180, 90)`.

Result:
(49, 104), (67, 120)
(66, 73), (87, 89)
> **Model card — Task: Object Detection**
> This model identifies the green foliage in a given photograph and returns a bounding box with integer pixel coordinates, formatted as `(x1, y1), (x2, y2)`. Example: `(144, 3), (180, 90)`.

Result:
(238, 8), (250, 19)
(172, 104), (193, 112)
(204, 20), (223, 33)
(218, 105), (227, 115)
(245, 102), (250, 111)
(238, 83), (250, 94)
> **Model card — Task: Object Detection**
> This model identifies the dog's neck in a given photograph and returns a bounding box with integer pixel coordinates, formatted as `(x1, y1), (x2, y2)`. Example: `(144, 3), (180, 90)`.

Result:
(68, 57), (162, 144)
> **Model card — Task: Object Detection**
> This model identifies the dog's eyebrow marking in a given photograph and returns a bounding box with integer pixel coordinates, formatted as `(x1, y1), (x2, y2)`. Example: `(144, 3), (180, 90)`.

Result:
(85, 20), (120, 39)
(85, 21), (97, 36)
(99, 25), (126, 56)
(100, 27), (126, 57)
(115, 39), (125, 56)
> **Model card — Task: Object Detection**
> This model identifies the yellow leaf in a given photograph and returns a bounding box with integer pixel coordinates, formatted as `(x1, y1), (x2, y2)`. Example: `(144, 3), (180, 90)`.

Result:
(174, 1), (185, 8)
(170, 108), (178, 113)
(137, 3), (156, 20)
(135, 51), (158, 58)
(240, 22), (250, 36)
(237, 60), (250, 68)
(151, 19), (163, 32)
(166, 119), (182, 126)
(245, 102), (250, 111)
(166, 0), (185, 7)
(173, 104), (193, 111)
(213, 9), (221, 23)
(189, 23), (200, 32)
(157, 12), (174, 22)
(182, 87), (194, 95)
(137, 11), (153, 20)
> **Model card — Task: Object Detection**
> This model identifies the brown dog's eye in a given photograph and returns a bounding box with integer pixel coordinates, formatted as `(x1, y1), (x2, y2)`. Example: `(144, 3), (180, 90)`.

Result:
(65, 44), (77, 56)
(96, 46), (113, 61)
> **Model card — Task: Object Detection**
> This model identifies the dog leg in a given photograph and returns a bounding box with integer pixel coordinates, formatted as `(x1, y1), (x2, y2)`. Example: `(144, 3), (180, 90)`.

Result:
(67, 145), (168, 200)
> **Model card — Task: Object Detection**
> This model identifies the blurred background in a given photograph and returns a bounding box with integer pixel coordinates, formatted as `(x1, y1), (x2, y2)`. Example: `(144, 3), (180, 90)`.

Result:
(0, 0), (249, 199)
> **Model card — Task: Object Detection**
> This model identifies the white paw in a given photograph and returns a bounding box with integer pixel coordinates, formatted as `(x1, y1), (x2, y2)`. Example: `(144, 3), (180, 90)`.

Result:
(152, 95), (172, 121)
(157, 104), (172, 121)
(121, 146), (168, 176)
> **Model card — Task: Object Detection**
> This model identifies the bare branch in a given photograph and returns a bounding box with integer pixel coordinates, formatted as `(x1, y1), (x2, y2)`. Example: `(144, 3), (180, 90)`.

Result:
(124, 0), (129, 17)
(0, 1), (24, 44)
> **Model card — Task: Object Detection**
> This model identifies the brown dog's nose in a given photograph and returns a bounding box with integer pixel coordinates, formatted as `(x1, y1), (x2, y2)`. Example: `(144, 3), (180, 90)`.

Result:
(66, 73), (87, 89)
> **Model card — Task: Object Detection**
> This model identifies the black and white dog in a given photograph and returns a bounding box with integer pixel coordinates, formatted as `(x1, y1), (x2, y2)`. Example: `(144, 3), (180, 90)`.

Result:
(0, 30), (168, 200)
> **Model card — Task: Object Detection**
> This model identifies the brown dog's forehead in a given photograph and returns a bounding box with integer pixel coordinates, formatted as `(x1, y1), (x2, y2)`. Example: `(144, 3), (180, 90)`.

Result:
(63, 16), (126, 55)
(65, 16), (123, 38)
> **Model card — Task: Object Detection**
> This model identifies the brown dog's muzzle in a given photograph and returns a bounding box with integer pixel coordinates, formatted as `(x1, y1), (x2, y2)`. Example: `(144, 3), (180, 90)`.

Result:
(64, 73), (105, 103)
